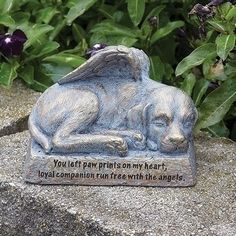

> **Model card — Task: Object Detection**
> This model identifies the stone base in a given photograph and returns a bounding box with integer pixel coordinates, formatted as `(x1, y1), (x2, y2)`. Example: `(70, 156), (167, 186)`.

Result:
(24, 140), (196, 187)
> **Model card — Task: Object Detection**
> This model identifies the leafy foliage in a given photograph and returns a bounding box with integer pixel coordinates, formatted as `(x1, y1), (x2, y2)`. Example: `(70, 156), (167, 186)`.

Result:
(0, 0), (235, 140)
(176, 1), (236, 140)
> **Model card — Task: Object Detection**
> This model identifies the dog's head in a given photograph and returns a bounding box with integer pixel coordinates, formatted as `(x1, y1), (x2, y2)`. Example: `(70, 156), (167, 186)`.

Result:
(128, 87), (197, 154)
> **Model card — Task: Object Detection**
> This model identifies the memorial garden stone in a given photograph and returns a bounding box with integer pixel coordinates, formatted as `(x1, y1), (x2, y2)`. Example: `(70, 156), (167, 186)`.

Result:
(25, 45), (198, 186)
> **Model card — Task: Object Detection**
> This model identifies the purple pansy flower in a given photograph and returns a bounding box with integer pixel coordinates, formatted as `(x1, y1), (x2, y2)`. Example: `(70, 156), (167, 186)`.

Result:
(86, 43), (107, 58)
(0, 29), (27, 57)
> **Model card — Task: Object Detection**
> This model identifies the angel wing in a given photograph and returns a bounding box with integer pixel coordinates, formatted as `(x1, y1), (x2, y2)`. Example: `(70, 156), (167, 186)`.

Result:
(58, 45), (149, 85)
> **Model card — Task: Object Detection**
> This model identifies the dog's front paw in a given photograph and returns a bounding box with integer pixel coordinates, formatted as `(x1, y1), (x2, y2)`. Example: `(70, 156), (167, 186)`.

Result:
(147, 139), (158, 151)
(132, 132), (146, 150)
(106, 137), (128, 157)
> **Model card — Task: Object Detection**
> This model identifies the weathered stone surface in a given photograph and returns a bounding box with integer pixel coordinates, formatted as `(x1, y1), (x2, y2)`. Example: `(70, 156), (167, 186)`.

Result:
(25, 140), (196, 187)
(28, 46), (197, 174)
(0, 80), (40, 137)
(0, 131), (235, 236)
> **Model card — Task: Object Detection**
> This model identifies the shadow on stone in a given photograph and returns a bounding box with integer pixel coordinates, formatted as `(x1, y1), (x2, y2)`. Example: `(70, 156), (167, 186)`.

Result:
(0, 115), (29, 137)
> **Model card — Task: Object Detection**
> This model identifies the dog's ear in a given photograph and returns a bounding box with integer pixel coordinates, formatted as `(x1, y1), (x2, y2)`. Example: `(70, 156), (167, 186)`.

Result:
(127, 103), (152, 134)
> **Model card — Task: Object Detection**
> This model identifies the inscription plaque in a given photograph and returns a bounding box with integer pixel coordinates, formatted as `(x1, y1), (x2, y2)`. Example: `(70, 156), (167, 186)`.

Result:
(25, 45), (198, 187)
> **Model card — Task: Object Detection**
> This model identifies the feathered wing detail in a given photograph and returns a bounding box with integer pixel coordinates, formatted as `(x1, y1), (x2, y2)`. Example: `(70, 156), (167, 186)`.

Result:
(58, 45), (150, 85)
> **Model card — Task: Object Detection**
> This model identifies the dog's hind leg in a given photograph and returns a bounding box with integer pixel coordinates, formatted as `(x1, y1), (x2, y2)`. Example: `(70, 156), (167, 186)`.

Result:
(49, 89), (128, 156)
(52, 113), (128, 157)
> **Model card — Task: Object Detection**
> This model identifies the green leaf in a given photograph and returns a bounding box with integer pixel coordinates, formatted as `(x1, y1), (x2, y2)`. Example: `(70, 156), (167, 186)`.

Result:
(30, 63), (56, 92)
(35, 7), (59, 24)
(0, 62), (19, 88)
(225, 6), (236, 21)
(175, 43), (216, 76)
(18, 65), (34, 85)
(207, 20), (227, 33)
(90, 33), (107, 46)
(0, 14), (15, 27)
(90, 21), (139, 45)
(18, 62), (53, 92)
(149, 56), (164, 82)
(127, 0), (145, 26)
(30, 80), (49, 92)
(206, 121), (229, 138)
(196, 78), (236, 130)
(43, 53), (86, 68)
(150, 21), (184, 45)
(49, 19), (66, 41)
(193, 79), (210, 106)
(113, 11), (124, 23)
(107, 36), (137, 47)
(91, 20), (140, 38)
(216, 34), (235, 61)
(72, 23), (86, 42)
(66, 0), (97, 25)
(24, 24), (54, 49)
(218, 2), (232, 16)
(12, 12), (30, 25)
(0, 0), (14, 13)
(180, 73), (196, 96)
(163, 63), (174, 83)
(29, 41), (60, 59)
(98, 7), (114, 20)
(90, 33), (137, 47)
(41, 63), (73, 82)
(225, 60), (236, 77)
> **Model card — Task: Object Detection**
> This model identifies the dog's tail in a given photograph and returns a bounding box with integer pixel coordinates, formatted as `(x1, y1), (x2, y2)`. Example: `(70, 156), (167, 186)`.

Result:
(28, 114), (51, 153)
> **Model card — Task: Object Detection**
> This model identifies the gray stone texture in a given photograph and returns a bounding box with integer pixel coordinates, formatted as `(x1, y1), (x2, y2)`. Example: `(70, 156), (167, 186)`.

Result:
(25, 140), (196, 187)
(0, 80), (40, 137)
(0, 131), (235, 236)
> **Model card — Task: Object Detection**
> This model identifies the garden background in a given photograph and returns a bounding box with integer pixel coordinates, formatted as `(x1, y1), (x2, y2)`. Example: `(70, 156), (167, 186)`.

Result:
(0, 0), (235, 140)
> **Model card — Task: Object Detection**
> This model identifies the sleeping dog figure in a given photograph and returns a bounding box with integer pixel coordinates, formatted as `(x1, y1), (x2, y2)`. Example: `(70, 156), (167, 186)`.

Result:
(29, 45), (197, 157)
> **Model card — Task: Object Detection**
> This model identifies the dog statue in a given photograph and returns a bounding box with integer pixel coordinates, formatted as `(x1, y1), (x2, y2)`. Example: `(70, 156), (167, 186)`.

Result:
(28, 45), (197, 157)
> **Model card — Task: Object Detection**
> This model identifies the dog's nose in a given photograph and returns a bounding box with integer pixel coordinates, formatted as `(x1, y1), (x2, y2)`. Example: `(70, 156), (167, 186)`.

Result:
(168, 135), (185, 145)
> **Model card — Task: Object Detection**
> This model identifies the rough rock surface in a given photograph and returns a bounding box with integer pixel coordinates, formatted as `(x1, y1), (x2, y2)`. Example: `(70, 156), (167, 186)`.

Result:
(0, 131), (235, 236)
(0, 80), (40, 137)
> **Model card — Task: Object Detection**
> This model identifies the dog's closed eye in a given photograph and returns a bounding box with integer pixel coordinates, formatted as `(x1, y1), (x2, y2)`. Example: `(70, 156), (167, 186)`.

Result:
(183, 114), (195, 128)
